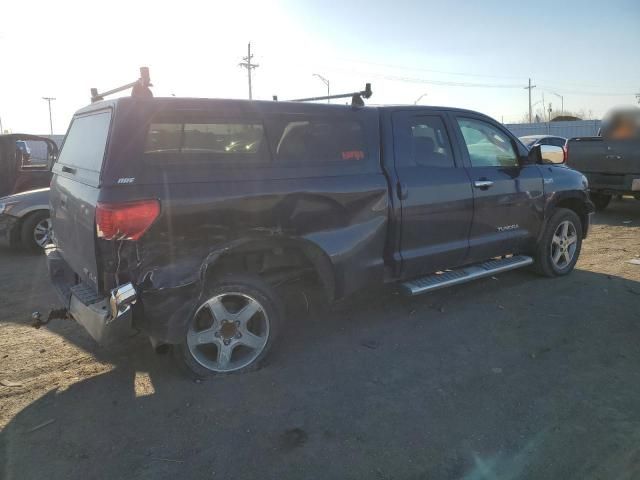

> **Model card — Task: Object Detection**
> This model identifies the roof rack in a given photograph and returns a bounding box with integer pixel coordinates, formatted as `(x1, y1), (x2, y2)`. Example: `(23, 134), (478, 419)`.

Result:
(90, 67), (153, 103)
(273, 83), (373, 107)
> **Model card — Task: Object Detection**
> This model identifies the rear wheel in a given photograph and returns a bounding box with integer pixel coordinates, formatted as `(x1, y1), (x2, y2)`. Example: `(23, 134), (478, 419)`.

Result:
(590, 193), (611, 211)
(20, 211), (51, 251)
(174, 273), (283, 378)
(534, 208), (582, 277)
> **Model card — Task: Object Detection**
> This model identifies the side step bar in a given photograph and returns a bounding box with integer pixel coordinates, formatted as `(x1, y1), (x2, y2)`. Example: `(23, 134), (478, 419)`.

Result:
(401, 255), (534, 296)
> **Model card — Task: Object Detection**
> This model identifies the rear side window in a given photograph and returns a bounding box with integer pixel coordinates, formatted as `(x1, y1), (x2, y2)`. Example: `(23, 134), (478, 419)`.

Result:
(145, 121), (266, 160)
(57, 111), (111, 172)
(409, 116), (455, 168)
(269, 117), (367, 163)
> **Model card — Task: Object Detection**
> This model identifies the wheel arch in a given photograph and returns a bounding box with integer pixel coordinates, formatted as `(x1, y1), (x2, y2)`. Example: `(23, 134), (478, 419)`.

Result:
(14, 208), (50, 246)
(199, 236), (337, 304)
(544, 193), (592, 240)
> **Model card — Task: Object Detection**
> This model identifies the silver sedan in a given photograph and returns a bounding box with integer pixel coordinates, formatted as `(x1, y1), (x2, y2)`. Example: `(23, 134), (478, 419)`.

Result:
(0, 188), (51, 250)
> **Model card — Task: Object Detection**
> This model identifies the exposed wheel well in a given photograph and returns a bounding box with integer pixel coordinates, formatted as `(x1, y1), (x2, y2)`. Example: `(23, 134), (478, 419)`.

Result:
(203, 241), (335, 304)
(554, 199), (589, 237)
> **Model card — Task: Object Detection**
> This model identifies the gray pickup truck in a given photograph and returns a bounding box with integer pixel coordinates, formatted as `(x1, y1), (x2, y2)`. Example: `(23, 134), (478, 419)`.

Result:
(43, 94), (595, 377)
(566, 108), (640, 210)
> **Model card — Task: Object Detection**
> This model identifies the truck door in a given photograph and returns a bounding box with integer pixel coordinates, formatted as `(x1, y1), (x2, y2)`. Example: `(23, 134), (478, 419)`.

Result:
(450, 114), (544, 262)
(391, 110), (474, 279)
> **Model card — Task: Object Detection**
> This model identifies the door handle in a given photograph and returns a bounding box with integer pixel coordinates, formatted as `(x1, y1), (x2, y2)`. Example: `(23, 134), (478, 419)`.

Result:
(474, 180), (494, 189)
(397, 182), (409, 200)
(605, 154), (621, 160)
(61, 165), (76, 174)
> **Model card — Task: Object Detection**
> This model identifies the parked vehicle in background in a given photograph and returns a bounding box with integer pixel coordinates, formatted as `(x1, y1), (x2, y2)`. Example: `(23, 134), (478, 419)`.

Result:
(0, 187), (51, 250)
(0, 134), (58, 198)
(44, 96), (593, 377)
(519, 135), (567, 149)
(566, 107), (640, 210)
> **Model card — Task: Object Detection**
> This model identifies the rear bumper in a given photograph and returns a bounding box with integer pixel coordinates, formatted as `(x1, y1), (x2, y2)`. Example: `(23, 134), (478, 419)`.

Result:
(584, 172), (640, 195)
(46, 246), (137, 345)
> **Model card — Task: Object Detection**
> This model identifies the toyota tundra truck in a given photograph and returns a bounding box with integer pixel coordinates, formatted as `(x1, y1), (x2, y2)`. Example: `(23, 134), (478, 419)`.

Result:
(45, 95), (593, 377)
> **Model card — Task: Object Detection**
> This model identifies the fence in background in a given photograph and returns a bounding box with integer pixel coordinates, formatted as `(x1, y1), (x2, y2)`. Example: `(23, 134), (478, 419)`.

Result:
(506, 120), (602, 139)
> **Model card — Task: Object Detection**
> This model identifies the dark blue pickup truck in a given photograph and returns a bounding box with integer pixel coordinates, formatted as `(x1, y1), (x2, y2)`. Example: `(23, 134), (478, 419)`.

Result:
(45, 97), (593, 377)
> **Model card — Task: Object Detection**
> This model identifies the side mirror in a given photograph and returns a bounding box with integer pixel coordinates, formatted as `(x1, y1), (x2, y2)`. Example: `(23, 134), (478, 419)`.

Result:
(527, 144), (565, 165)
(539, 145), (565, 164)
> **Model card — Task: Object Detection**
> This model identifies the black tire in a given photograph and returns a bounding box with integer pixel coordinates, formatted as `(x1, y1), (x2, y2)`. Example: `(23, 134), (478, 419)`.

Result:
(20, 211), (50, 251)
(590, 193), (611, 211)
(534, 208), (583, 277)
(174, 273), (283, 378)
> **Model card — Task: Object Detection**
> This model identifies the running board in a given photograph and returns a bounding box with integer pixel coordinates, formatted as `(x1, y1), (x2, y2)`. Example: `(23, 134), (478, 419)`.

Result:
(401, 255), (534, 296)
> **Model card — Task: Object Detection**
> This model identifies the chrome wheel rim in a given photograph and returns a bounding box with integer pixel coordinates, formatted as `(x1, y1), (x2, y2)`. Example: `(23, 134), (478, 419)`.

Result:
(187, 292), (270, 373)
(33, 218), (52, 248)
(550, 220), (578, 269)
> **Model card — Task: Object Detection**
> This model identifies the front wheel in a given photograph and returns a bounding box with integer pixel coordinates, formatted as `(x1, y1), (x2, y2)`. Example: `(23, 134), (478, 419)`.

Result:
(174, 273), (283, 378)
(534, 208), (583, 277)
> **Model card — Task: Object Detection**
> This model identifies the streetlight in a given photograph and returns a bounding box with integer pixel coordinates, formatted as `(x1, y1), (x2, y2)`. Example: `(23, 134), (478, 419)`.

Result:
(42, 97), (56, 135)
(312, 73), (330, 103)
(551, 92), (564, 114)
(414, 93), (428, 104)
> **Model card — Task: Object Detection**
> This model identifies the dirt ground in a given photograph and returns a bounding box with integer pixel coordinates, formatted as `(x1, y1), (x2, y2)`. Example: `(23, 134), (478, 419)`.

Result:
(1, 199), (639, 480)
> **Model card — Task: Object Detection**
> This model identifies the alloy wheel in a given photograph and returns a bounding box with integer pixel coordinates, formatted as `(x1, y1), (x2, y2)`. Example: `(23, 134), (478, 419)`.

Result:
(550, 220), (578, 269)
(187, 292), (270, 373)
(33, 217), (52, 248)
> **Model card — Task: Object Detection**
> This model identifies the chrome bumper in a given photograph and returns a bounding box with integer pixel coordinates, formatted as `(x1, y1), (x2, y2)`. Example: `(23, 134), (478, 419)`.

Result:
(46, 246), (137, 345)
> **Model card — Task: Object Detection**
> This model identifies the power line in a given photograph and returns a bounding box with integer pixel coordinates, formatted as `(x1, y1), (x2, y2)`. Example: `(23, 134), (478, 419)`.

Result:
(332, 67), (636, 98)
(335, 57), (528, 81)
(332, 57), (638, 90)
(239, 42), (259, 100)
(537, 85), (635, 96)
(350, 70), (523, 88)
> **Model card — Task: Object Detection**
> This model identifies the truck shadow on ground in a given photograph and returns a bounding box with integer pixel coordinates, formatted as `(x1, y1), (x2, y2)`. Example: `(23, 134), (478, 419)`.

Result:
(2, 260), (640, 479)
(591, 197), (640, 227)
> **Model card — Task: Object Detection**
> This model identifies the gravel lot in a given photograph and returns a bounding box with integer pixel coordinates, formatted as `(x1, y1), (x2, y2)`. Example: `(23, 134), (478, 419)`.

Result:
(1, 199), (639, 480)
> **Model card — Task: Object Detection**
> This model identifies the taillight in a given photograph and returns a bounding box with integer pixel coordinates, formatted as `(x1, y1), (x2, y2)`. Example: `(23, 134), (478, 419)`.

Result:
(563, 144), (568, 163)
(96, 200), (160, 241)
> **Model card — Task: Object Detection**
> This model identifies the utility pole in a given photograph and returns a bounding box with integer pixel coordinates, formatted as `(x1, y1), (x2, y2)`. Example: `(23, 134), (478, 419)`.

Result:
(42, 97), (56, 135)
(524, 78), (536, 123)
(312, 74), (330, 103)
(239, 43), (259, 100)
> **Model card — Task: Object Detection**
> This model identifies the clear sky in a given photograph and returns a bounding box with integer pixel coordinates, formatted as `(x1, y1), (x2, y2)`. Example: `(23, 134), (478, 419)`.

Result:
(1, 0), (638, 134)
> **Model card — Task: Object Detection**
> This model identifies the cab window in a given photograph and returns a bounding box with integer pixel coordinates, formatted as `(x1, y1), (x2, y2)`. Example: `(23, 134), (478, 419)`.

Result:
(457, 118), (518, 167)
